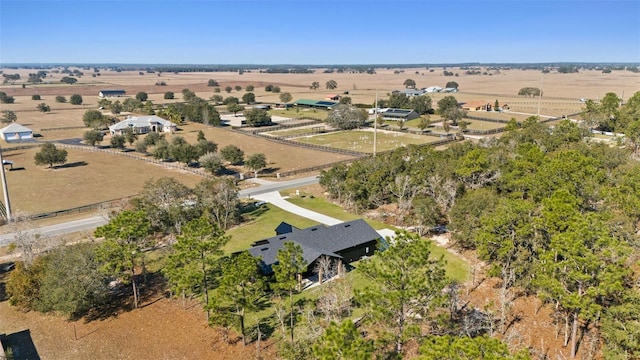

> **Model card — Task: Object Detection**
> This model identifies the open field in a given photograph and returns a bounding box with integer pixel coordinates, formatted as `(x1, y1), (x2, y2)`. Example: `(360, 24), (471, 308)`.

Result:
(294, 129), (442, 153)
(269, 108), (328, 121)
(2, 67), (635, 144)
(0, 67), (635, 225)
(1, 147), (204, 215)
(169, 122), (357, 173)
(2, 67), (638, 121)
(0, 119), (358, 215)
(264, 126), (327, 137)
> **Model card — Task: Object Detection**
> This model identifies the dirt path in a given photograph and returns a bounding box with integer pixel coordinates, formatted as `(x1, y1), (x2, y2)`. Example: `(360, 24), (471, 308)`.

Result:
(0, 290), (275, 360)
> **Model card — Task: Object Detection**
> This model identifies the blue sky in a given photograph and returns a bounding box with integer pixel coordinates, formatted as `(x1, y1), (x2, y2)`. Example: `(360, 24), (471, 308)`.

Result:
(1, 0), (639, 64)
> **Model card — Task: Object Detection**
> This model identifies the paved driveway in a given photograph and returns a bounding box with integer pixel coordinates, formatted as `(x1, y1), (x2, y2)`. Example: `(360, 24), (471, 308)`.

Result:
(251, 191), (342, 226)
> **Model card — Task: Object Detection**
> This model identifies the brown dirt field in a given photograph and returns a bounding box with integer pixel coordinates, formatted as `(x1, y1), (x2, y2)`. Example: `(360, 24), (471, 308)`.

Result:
(164, 122), (357, 173)
(2, 67), (637, 144)
(3, 67), (638, 113)
(2, 147), (203, 215)
(0, 272), (275, 360)
(0, 121), (355, 216)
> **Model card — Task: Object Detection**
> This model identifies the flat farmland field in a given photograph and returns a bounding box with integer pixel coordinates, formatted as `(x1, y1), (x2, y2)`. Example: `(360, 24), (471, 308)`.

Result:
(2, 66), (638, 118)
(166, 122), (357, 172)
(294, 129), (442, 153)
(2, 147), (203, 215)
(0, 65), (637, 214)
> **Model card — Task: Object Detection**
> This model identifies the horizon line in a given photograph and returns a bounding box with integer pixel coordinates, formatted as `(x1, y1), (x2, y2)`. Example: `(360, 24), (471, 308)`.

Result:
(2, 62), (640, 67)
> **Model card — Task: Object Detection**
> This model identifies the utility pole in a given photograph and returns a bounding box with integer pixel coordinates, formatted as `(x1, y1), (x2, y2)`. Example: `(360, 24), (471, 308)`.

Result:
(373, 91), (378, 157)
(536, 73), (544, 120)
(0, 146), (12, 222)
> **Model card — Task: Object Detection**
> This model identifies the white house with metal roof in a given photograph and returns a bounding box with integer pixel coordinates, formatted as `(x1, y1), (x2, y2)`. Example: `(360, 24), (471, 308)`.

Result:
(109, 115), (176, 135)
(0, 123), (33, 141)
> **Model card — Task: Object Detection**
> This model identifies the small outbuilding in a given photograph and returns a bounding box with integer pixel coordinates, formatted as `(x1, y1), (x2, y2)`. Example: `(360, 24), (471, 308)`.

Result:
(99, 90), (126, 98)
(0, 123), (33, 142)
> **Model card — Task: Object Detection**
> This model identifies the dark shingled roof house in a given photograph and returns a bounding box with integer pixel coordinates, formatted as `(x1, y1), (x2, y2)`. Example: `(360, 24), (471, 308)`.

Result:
(247, 219), (383, 275)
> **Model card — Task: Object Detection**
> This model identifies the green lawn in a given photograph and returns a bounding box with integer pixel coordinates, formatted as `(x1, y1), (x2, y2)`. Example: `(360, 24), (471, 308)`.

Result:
(266, 127), (325, 137)
(281, 190), (391, 230)
(294, 130), (438, 153)
(224, 204), (319, 254)
(464, 120), (507, 131)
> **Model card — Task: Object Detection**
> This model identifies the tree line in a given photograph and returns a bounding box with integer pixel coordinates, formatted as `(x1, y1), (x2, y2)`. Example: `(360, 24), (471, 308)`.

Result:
(318, 91), (640, 359)
(4, 167), (531, 359)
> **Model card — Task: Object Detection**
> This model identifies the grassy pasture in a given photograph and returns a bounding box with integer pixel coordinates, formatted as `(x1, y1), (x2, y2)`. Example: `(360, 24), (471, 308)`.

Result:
(2, 147), (203, 215)
(269, 108), (328, 120)
(294, 129), (441, 153)
(168, 122), (357, 172)
(264, 126), (328, 137)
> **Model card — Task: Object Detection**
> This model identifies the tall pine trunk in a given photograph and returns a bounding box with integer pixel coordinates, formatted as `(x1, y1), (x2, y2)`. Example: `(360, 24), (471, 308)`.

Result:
(131, 259), (139, 308)
(289, 288), (294, 344)
(570, 312), (579, 358)
(202, 252), (210, 321)
(240, 309), (246, 346)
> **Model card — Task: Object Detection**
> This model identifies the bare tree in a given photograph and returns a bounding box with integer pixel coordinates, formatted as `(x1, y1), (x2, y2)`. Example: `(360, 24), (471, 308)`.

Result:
(9, 217), (52, 264)
(317, 277), (353, 322)
(389, 175), (422, 224)
(314, 255), (334, 283)
(426, 174), (458, 221)
(272, 295), (288, 336)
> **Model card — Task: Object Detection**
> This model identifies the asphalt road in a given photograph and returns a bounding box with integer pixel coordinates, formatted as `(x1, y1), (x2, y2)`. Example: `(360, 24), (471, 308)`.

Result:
(0, 215), (108, 247)
(0, 175), (320, 247)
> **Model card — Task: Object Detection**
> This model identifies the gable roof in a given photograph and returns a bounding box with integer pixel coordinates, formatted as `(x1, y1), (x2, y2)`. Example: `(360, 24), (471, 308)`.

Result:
(294, 99), (339, 108)
(109, 115), (176, 131)
(382, 108), (418, 117)
(401, 89), (424, 96)
(275, 221), (299, 235)
(99, 90), (126, 95)
(0, 123), (32, 134)
(247, 219), (381, 268)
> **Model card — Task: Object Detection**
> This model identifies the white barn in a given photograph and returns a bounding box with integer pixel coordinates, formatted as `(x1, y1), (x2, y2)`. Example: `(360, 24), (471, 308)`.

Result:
(109, 115), (176, 135)
(0, 123), (33, 141)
